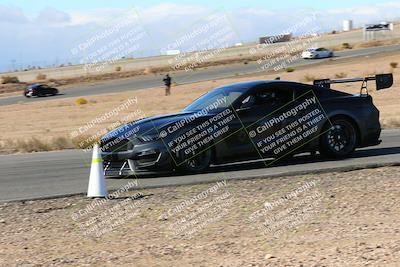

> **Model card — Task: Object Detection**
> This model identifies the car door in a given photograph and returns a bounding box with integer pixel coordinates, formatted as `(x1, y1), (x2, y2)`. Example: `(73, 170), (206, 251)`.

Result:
(314, 48), (322, 58)
(41, 85), (50, 95)
(222, 83), (294, 160)
(285, 84), (327, 153)
(320, 48), (330, 58)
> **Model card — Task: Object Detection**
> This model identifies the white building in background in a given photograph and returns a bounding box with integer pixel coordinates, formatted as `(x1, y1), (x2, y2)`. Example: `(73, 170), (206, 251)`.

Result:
(343, 20), (353, 32)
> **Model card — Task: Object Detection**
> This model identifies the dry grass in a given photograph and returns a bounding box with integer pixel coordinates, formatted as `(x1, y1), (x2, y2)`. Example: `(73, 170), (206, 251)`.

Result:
(0, 51), (399, 153)
(341, 42), (352, 49)
(36, 73), (47, 80)
(334, 72), (347, 78)
(302, 74), (315, 82)
(0, 135), (98, 153)
(285, 67), (295, 73)
(3, 137), (75, 153)
(71, 134), (100, 150)
(1, 76), (19, 84)
(354, 37), (400, 49)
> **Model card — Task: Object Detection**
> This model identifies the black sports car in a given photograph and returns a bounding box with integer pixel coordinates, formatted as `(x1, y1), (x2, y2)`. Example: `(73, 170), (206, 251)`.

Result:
(100, 74), (392, 176)
(24, 84), (59, 97)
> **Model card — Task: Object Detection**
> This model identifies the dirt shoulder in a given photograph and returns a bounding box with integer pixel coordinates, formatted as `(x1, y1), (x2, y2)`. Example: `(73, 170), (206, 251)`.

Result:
(0, 166), (399, 266)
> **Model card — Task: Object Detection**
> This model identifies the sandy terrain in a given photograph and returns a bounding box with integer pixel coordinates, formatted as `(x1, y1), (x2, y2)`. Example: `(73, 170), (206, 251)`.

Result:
(0, 166), (399, 266)
(0, 51), (399, 152)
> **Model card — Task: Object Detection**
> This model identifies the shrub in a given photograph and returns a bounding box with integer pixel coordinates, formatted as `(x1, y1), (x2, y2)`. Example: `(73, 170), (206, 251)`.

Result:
(10, 137), (74, 152)
(75, 98), (88, 105)
(115, 66), (122, 72)
(303, 74), (315, 82)
(36, 73), (47, 80)
(1, 76), (19, 84)
(51, 137), (73, 150)
(285, 67), (295, 73)
(143, 67), (153, 74)
(390, 62), (398, 68)
(15, 138), (50, 152)
(72, 135), (99, 150)
(335, 72), (347, 78)
(342, 43), (352, 49)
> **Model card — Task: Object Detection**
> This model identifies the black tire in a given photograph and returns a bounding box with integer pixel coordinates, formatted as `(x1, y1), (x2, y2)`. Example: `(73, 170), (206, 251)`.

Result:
(320, 118), (357, 158)
(177, 147), (212, 173)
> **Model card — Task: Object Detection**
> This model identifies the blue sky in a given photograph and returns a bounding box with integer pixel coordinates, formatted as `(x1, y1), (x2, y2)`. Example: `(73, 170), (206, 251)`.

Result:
(0, 0), (383, 13)
(0, 1), (398, 72)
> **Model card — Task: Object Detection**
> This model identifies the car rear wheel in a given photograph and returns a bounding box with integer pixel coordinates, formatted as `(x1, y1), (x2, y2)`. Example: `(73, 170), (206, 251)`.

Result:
(320, 118), (357, 158)
(177, 148), (212, 173)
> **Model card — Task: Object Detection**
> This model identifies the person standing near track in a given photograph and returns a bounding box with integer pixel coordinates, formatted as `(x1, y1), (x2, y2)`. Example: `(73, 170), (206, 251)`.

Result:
(163, 74), (172, 96)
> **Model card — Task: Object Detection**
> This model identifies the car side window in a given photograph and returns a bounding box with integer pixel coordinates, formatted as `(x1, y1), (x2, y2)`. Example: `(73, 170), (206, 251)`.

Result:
(240, 84), (293, 109)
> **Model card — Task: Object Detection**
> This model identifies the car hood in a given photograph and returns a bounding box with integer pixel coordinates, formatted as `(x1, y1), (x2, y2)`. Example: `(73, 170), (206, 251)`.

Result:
(101, 111), (213, 142)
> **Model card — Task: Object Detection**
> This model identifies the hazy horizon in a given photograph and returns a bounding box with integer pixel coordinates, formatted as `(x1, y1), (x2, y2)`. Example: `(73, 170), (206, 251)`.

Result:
(1, 1), (399, 72)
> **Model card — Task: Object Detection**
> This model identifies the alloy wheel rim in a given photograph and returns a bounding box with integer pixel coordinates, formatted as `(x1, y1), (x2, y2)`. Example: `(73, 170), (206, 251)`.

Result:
(327, 124), (350, 152)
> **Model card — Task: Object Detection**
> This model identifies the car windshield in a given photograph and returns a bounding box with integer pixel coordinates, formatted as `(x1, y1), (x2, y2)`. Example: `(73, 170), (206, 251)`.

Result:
(183, 84), (250, 112)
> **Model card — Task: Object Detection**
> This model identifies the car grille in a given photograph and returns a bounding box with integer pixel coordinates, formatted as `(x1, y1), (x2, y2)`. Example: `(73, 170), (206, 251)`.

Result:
(101, 138), (131, 152)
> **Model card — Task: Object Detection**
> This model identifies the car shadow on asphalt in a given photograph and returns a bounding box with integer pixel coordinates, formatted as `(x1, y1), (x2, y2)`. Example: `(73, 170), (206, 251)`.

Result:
(110, 146), (400, 179)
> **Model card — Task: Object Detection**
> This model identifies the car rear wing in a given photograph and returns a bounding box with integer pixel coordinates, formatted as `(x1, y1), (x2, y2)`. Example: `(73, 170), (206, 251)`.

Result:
(313, 73), (393, 95)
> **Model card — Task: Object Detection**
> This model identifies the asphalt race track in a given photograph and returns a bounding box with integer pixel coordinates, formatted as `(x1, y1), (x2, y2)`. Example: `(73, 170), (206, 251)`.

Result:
(1, 44), (399, 107)
(0, 129), (399, 202)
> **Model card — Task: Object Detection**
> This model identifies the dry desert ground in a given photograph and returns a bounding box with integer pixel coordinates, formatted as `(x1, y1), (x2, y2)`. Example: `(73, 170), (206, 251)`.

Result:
(0, 166), (399, 266)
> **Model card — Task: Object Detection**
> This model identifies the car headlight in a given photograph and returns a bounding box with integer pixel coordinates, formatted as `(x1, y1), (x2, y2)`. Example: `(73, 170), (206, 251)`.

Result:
(137, 133), (160, 142)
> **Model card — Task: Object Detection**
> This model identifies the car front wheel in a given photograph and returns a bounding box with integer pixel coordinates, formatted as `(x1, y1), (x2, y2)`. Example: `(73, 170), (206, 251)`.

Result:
(320, 118), (357, 158)
(177, 148), (212, 173)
